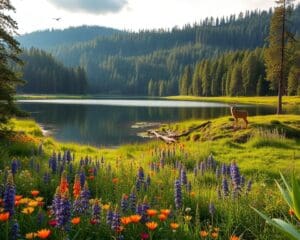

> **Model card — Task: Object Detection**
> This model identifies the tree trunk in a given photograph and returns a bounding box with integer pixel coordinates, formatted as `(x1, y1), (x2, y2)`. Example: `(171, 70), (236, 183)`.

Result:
(278, 0), (286, 115)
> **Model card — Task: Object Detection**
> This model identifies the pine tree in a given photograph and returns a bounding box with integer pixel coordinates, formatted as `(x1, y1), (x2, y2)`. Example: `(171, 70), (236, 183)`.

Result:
(0, 0), (23, 129)
(179, 65), (192, 95)
(264, 0), (295, 114)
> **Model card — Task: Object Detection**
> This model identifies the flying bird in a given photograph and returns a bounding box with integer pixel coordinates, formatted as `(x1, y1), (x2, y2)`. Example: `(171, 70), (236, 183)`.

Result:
(53, 18), (61, 21)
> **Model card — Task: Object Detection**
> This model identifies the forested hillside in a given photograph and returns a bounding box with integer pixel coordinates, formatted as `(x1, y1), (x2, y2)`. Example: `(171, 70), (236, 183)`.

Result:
(18, 5), (300, 96)
(18, 26), (121, 50)
(18, 48), (88, 94)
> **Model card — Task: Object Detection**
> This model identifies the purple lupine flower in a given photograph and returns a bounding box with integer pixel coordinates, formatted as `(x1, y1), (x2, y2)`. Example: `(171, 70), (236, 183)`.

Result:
(3, 172), (16, 216)
(92, 200), (101, 223)
(73, 197), (82, 215)
(180, 168), (187, 185)
(66, 150), (72, 163)
(209, 202), (215, 216)
(246, 180), (252, 193)
(69, 163), (73, 174)
(129, 188), (136, 212)
(11, 220), (20, 240)
(80, 181), (90, 213)
(222, 177), (229, 196)
(230, 161), (241, 189)
(106, 208), (113, 226)
(50, 156), (57, 174)
(51, 187), (61, 216)
(221, 163), (227, 175)
(200, 162), (205, 176)
(111, 209), (121, 231)
(120, 194), (128, 212)
(240, 175), (245, 187)
(58, 152), (62, 162)
(174, 179), (182, 209)
(136, 203), (143, 215)
(11, 159), (18, 176)
(56, 190), (71, 230)
(80, 170), (86, 188)
(137, 167), (145, 182)
(141, 200), (150, 223)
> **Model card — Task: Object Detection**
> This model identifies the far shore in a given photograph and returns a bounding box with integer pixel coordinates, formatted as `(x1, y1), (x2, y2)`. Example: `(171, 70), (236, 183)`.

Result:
(15, 94), (300, 107)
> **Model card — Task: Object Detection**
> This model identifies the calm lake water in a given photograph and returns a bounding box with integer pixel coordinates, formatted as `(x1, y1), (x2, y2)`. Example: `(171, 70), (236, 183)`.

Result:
(18, 99), (299, 147)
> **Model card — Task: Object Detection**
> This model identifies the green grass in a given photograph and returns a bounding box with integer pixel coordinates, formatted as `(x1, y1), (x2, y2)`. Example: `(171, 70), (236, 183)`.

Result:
(0, 115), (299, 239)
(166, 95), (300, 107)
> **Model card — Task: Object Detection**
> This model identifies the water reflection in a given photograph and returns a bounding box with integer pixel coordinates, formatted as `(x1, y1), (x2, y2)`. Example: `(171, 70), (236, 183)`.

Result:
(18, 99), (296, 147)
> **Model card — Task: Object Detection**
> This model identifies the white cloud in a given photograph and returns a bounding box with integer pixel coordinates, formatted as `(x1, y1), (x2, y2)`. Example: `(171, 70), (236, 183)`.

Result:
(47, 0), (128, 14)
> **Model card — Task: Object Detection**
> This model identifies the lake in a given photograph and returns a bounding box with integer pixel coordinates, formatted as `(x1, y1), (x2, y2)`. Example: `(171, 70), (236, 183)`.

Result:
(18, 99), (297, 147)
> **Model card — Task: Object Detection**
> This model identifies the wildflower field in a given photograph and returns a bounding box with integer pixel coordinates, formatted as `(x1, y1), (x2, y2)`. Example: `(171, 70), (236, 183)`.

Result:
(0, 115), (299, 240)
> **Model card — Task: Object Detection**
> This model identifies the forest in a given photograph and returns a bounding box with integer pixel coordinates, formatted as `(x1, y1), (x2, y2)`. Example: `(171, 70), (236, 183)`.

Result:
(17, 5), (300, 96)
(18, 48), (87, 94)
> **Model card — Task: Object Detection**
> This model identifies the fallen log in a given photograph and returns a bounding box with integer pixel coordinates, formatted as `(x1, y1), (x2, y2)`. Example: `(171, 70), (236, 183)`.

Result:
(148, 121), (211, 143)
(148, 130), (177, 144)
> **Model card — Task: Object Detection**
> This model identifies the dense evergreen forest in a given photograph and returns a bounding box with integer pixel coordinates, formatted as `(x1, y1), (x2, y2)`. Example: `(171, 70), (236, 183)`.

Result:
(18, 26), (121, 50)
(18, 48), (87, 94)
(17, 6), (300, 96)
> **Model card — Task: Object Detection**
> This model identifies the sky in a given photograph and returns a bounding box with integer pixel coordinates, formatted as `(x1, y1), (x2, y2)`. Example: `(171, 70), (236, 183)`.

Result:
(10, 0), (300, 34)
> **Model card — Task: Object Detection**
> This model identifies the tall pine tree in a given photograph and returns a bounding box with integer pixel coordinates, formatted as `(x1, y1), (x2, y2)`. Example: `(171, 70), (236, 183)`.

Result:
(264, 0), (295, 114)
(0, 0), (23, 129)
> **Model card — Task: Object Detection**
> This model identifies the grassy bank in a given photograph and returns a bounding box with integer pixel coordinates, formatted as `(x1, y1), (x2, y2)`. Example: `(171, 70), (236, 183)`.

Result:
(0, 115), (299, 239)
(166, 95), (300, 106)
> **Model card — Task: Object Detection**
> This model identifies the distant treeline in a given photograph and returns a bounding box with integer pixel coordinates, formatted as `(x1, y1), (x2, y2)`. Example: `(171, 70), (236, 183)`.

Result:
(18, 6), (300, 96)
(19, 48), (87, 94)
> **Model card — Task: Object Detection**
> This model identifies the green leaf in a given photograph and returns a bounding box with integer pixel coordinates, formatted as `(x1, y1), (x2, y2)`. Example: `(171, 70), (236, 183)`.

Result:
(275, 180), (292, 208)
(252, 207), (300, 240)
(292, 174), (300, 221)
(280, 172), (292, 193)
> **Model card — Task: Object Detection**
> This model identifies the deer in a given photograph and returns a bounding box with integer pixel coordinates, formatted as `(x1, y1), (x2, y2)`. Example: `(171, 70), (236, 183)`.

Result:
(229, 104), (248, 129)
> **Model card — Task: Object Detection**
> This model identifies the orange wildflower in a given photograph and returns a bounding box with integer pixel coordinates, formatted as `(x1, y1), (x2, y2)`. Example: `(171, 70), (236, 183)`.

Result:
(230, 235), (240, 240)
(102, 204), (110, 211)
(59, 173), (69, 194)
(88, 175), (95, 180)
(31, 190), (40, 197)
(160, 209), (171, 216)
(211, 232), (218, 238)
(73, 176), (81, 199)
(112, 178), (119, 184)
(158, 214), (167, 221)
(200, 230), (208, 237)
(170, 223), (180, 230)
(36, 229), (51, 239)
(146, 221), (158, 231)
(146, 209), (158, 217)
(71, 217), (80, 225)
(0, 212), (10, 222)
(15, 195), (23, 201)
(121, 217), (132, 225)
(130, 214), (142, 223)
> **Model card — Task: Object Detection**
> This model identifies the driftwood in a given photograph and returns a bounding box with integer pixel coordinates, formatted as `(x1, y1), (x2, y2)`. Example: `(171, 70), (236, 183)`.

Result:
(148, 121), (211, 144)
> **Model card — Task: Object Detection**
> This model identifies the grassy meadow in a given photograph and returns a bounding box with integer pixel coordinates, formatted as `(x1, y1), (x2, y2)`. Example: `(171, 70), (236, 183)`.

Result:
(0, 115), (300, 239)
